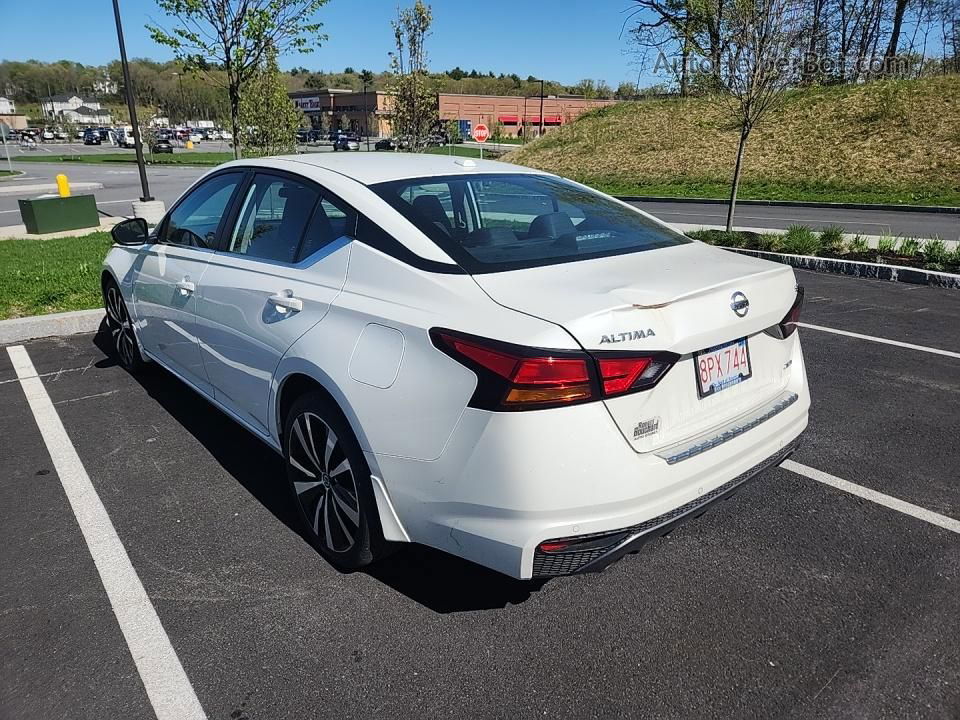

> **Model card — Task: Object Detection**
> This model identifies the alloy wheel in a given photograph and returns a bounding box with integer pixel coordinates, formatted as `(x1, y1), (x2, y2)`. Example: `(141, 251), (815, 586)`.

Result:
(105, 285), (137, 369)
(288, 411), (361, 554)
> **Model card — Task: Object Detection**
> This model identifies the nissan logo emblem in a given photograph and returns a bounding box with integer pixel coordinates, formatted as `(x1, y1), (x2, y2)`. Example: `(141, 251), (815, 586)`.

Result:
(731, 291), (749, 317)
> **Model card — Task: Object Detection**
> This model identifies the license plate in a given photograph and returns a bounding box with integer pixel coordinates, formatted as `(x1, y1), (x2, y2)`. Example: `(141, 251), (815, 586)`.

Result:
(695, 338), (752, 398)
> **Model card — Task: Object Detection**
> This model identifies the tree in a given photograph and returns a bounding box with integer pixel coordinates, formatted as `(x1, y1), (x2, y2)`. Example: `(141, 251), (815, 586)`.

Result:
(388, 0), (437, 151)
(147, 0), (328, 159)
(360, 68), (375, 85)
(238, 49), (305, 157)
(717, 0), (804, 230)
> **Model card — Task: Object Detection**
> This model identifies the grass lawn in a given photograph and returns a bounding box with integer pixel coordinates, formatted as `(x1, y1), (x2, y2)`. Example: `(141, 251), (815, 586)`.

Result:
(0, 169), (20, 178)
(506, 74), (960, 207)
(0, 232), (112, 319)
(421, 145), (504, 159)
(16, 151), (232, 166)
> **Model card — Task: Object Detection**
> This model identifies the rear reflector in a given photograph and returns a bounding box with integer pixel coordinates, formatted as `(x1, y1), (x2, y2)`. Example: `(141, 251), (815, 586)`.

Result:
(431, 329), (678, 411)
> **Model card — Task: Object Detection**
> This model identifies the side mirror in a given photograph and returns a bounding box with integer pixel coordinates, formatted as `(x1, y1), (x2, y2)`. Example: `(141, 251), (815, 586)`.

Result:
(111, 217), (149, 246)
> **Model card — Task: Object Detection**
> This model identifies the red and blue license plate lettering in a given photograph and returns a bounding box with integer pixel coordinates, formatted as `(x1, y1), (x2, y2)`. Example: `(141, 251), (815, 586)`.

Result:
(695, 338), (752, 398)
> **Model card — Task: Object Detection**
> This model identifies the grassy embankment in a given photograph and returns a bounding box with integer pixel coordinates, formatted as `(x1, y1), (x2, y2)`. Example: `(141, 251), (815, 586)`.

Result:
(504, 74), (960, 206)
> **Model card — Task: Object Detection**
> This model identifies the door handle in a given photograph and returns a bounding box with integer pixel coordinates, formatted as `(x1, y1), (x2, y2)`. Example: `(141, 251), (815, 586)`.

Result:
(268, 292), (303, 313)
(176, 279), (195, 295)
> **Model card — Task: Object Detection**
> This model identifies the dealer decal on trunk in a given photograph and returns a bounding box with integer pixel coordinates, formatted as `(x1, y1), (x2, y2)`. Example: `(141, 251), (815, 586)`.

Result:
(633, 417), (660, 440)
(600, 329), (656, 344)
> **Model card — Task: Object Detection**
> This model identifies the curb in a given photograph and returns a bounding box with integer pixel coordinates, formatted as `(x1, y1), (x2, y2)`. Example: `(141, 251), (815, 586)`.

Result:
(671, 222), (957, 246)
(720, 247), (960, 289)
(0, 309), (104, 345)
(617, 195), (960, 214)
(0, 182), (103, 196)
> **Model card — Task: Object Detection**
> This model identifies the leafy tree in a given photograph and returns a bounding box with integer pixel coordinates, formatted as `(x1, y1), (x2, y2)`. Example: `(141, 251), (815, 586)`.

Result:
(447, 66), (465, 80)
(238, 49), (305, 157)
(147, 0), (329, 159)
(388, 0), (437, 151)
(360, 69), (375, 85)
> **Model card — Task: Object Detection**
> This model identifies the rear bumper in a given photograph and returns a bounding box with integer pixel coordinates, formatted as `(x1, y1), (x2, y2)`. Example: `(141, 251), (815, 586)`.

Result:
(532, 436), (801, 577)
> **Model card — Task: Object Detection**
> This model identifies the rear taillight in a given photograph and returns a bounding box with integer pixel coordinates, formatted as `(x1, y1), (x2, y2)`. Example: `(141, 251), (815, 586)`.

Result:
(765, 286), (804, 339)
(431, 329), (677, 411)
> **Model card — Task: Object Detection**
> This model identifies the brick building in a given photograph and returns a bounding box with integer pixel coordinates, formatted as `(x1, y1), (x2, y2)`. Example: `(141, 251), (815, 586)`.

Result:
(438, 93), (616, 138)
(289, 87), (616, 139)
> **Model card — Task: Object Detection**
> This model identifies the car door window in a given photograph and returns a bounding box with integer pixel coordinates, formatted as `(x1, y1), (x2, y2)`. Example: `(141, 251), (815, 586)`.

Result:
(163, 172), (242, 249)
(297, 196), (357, 261)
(227, 174), (320, 263)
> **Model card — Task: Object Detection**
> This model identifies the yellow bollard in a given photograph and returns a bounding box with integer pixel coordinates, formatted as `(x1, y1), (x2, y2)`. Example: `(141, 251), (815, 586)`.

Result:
(56, 174), (71, 198)
(185, 140), (194, 150)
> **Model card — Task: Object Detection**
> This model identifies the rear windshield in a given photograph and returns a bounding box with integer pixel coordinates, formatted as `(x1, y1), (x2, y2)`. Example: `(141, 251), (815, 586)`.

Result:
(371, 173), (689, 273)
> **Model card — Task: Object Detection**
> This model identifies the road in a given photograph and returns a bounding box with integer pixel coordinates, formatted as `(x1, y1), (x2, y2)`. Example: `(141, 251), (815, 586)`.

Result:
(1, 271), (958, 718)
(1, 146), (958, 238)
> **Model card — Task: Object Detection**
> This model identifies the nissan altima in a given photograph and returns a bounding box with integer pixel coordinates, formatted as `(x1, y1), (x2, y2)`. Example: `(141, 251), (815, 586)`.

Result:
(102, 154), (809, 579)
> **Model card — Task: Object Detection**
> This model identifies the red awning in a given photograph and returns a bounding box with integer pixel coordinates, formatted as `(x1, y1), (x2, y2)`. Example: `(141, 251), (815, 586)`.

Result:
(544, 115), (562, 124)
(498, 115), (519, 124)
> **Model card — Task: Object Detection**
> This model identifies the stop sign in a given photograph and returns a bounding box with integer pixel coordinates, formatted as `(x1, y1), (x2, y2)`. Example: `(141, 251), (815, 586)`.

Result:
(472, 123), (489, 143)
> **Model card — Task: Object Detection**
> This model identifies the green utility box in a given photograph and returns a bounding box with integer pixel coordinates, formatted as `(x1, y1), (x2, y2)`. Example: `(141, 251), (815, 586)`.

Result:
(18, 194), (100, 234)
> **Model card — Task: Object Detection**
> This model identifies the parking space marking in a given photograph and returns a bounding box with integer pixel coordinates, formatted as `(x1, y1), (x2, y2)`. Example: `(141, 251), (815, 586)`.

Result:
(799, 322), (960, 359)
(783, 459), (960, 535)
(6, 345), (207, 720)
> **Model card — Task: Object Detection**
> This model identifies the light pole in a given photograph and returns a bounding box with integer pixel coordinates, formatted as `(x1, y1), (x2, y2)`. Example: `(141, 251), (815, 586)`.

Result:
(539, 78), (545, 138)
(172, 72), (186, 124)
(362, 81), (370, 151)
(112, 0), (152, 203)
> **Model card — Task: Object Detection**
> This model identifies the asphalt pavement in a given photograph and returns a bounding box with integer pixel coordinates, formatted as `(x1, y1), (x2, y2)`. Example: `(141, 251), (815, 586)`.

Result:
(1, 270), (958, 719)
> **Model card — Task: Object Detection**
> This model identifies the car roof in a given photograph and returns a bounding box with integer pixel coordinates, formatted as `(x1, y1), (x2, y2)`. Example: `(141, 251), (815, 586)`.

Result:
(223, 152), (545, 186)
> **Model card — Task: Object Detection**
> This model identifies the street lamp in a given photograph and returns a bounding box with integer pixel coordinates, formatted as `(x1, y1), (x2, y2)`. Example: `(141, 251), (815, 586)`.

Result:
(171, 72), (186, 124)
(528, 78), (545, 138)
(362, 80), (370, 151)
(111, 0), (152, 203)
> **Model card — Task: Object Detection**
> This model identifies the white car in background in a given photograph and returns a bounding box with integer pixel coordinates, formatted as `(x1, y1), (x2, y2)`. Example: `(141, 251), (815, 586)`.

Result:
(102, 154), (809, 579)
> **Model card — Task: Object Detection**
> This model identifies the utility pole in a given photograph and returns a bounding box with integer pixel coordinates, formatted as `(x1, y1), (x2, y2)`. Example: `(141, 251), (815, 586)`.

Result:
(112, 0), (156, 210)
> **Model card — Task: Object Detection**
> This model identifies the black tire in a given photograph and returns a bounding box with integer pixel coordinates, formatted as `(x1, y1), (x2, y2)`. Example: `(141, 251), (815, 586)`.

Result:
(102, 278), (145, 372)
(283, 391), (384, 570)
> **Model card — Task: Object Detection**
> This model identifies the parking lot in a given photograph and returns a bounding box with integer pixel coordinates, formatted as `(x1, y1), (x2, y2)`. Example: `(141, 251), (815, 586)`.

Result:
(1, 270), (958, 719)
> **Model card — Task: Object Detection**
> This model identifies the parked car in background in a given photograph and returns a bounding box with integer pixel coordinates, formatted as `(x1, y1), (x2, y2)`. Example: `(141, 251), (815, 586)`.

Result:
(76, 129), (88, 139)
(40, 129), (55, 141)
(97, 128), (111, 141)
(101, 153), (809, 579)
(150, 140), (174, 154)
(220, 130), (233, 141)
(333, 134), (360, 151)
(54, 129), (69, 140)
(375, 138), (398, 151)
(296, 129), (310, 144)
(188, 131), (202, 143)
(83, 130), (102, 145)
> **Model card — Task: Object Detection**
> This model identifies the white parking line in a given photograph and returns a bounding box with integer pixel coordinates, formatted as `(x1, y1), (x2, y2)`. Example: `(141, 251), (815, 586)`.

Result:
(782, 459), (960, 535)
(6, 345), (207, 720)
(798, 322), (960, 359)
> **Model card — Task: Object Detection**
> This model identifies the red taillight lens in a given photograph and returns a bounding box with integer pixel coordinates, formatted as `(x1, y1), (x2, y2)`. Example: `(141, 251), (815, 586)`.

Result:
(432, 329), (678, 410)
(435, 332), (594, 409)
(766, 286), (804, 339)
(597, 357), (653, 395)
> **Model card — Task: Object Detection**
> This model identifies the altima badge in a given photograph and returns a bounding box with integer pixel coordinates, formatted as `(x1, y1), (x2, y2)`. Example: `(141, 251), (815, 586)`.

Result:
(730, 291), (749, 317)
(600, 328), (656, 344)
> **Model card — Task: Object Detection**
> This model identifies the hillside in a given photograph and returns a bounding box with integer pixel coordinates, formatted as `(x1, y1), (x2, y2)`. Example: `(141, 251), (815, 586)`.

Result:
(504, 75), (960, 206)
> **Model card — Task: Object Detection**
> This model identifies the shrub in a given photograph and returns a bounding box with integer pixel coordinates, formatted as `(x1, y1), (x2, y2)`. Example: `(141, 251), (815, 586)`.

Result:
(848, 234), (869, 254)
(782, 225), (821, 256)
(922, 237), (948, 265)
(819, 226), (846, 254)
(877, 233), (897, 255)
(687, 229), (744, 246)
(755, 233), (784, 252)
(898, 236), (921, 257)
(946, 244), (960, 270)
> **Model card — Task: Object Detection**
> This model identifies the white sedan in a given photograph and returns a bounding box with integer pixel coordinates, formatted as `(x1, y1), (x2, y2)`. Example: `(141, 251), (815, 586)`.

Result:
(103, 154), (809, 578)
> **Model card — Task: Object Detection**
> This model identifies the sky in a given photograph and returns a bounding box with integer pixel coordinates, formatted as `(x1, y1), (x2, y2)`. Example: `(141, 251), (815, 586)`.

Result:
(0, 0), (652, 88)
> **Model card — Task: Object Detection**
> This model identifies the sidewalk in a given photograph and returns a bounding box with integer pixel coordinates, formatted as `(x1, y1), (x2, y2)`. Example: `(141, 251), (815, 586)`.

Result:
(0, 216), (121, 241)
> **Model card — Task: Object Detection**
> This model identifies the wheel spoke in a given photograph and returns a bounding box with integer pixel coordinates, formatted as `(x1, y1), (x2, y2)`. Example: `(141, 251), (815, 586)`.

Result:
(330, 496), (354, 546)
(323, 492), (336, 550)
(331, 484), (359, 525)
(293, 417), (322, 473)
(324, 429), (337, 472)
(328, 458), (351, 479)
(312, 491), (325, 534)
(294, 479), (323, 495)
(289, 455), (316, 479)
(304, 414), (324, 473)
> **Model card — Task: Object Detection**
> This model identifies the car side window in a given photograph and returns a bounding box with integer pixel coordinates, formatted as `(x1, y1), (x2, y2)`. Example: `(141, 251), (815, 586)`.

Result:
(227, 174), (320, 263)
(296, 196), (357, 261)
(163, 173), (242, 249)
